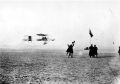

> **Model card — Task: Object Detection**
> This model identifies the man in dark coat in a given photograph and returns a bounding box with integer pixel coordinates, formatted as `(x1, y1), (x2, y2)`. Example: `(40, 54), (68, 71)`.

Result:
(89, 44), (94, 58)
(93, 45), (98, 58)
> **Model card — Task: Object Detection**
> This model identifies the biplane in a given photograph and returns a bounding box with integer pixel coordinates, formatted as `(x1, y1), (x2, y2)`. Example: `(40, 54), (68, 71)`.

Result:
(36, 33), (55, 45)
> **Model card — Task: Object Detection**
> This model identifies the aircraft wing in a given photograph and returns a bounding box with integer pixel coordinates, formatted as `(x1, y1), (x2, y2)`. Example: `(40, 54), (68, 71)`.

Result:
(36, 34), (47, 36)
(37, 39), (43, 41)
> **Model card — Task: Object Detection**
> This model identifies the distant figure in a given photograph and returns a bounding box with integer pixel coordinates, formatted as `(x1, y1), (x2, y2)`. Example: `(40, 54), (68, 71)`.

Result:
(89, 44), (94, 58)
(84, 47), (89, 50)
(93, 45), (98, 58)
(67, 41), (75, 58)
(118, 46), (120, 56)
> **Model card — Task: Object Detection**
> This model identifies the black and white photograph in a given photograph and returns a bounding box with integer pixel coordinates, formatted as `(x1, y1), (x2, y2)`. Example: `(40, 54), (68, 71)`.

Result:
(0, 0), (120, 84)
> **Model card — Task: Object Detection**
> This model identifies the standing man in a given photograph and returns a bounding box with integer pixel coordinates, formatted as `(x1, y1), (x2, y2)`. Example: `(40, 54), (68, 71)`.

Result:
(93, 45), (98, 58)
(89, 44), (94, 58)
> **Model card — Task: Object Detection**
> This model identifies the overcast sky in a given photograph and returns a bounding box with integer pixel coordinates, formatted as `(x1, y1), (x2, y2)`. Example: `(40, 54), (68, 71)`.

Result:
(0, 0), (120, 49)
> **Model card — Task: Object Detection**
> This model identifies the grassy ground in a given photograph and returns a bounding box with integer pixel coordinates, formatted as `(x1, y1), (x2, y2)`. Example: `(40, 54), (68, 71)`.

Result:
(0, 49), (120, 84)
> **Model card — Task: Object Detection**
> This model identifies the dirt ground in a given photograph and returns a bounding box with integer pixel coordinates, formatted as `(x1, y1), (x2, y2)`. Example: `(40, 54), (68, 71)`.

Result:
(0, 49), (120, 84)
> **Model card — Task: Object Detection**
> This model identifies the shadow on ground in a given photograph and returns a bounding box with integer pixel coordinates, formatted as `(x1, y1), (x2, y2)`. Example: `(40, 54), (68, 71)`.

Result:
(97, 56), (115, 58)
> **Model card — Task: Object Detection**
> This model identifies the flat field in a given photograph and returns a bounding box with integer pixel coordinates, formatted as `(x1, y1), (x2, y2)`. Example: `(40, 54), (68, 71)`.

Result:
(0, 49), (120, 84)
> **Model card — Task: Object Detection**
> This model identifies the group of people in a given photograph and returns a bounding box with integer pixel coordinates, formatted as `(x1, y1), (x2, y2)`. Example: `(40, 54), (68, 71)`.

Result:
(66, 42), (120, 58)
(89, 44), (98, 58)
(66, 41), (75, 58)
(66, 41), (98, 58)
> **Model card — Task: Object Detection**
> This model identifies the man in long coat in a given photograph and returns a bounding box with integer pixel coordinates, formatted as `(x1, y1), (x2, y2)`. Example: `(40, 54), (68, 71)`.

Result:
(89, 44), (94, 58)
(93, 45), (98, 58)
